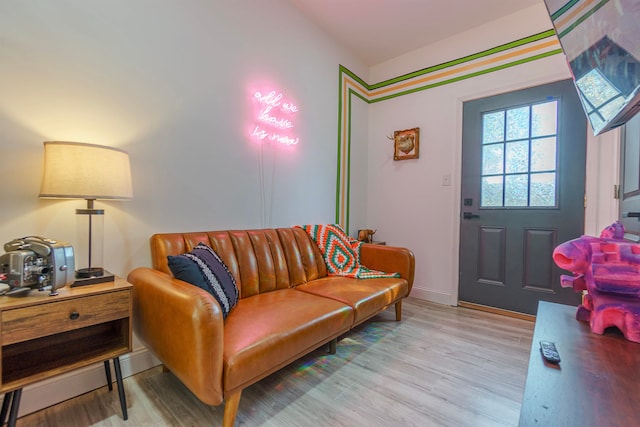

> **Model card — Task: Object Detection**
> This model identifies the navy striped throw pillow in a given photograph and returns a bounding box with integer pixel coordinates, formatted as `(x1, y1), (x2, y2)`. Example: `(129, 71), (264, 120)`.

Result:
(167, 242), (239, 319)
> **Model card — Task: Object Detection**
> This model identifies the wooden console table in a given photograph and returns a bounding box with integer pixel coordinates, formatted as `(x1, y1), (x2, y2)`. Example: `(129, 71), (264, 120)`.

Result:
(519, 301), (640, 426)
(0, 278), (132, 426)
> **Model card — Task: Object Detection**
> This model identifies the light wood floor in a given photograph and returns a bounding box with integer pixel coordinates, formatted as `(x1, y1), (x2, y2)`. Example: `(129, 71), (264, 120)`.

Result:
(19, 298), (534, 426)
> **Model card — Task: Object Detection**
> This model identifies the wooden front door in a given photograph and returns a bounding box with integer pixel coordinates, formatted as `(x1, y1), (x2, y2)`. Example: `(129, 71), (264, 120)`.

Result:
(459, 79), (586, 314)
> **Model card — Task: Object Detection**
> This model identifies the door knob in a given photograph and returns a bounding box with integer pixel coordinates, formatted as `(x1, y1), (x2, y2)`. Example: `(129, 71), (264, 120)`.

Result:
(463, 212), (480, 220)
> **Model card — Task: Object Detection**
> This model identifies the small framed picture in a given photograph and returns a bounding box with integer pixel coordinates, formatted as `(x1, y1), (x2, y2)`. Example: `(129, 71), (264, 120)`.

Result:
(393, 127), (419, 160)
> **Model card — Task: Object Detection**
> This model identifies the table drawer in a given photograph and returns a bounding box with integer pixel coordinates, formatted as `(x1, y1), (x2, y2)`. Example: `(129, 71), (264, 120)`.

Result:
(1, 290), (130, 345)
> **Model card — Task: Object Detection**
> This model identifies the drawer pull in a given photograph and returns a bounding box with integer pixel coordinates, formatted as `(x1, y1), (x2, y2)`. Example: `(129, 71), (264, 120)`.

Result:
(69, 311), (80, 320)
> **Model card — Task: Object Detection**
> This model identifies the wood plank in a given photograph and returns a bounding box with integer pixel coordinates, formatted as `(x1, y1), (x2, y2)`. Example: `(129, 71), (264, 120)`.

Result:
(2, 291), (130, 345)
(17, 298), (534, 426)
(519, 301), (640, 427)
(0, 279), (131, 311)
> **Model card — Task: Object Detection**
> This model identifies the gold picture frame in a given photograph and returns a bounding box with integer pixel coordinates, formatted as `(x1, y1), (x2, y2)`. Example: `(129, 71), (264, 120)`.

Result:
(393, 127), (419, 160)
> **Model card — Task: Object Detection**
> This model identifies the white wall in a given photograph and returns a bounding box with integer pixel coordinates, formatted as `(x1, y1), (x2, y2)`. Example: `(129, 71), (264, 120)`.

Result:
(364, 4), (619, 305)
(0, 0), (366, 416)
(0, 0), (366, 277)
(585, 127), (620, 236)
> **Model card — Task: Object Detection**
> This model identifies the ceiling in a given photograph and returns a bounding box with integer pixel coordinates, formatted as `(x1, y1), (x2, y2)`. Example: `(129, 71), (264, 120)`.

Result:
(286, 0), (544, 66)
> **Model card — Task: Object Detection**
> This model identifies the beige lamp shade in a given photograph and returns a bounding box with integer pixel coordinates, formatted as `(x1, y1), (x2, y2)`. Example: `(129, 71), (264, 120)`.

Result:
(39, 141), (133, 200)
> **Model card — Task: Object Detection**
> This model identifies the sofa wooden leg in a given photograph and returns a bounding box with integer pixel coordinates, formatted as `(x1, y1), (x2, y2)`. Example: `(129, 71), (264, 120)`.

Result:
(395, 300), (403, 321)
(223, 390), (242, 427)
(328, 338), (337, 354)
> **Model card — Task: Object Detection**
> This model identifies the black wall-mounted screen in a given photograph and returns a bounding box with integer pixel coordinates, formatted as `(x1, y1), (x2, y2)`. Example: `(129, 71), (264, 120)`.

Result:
(544, 0), (640, 135)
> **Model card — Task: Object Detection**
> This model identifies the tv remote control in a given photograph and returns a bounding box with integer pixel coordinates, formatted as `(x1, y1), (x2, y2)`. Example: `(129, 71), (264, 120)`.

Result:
(540, 341), (561, 363)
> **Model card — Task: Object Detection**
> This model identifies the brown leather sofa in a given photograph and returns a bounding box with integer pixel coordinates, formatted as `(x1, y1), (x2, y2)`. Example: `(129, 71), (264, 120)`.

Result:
(127, 227), (415, 426)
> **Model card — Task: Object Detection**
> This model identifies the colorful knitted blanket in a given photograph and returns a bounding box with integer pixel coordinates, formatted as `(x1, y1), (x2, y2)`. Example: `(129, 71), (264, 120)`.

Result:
(297, 224), (400, 279)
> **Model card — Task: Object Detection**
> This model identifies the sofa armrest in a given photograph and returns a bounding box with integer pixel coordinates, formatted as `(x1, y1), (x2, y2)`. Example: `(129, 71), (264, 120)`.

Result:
(127, 267), (225, 405)
(359, 245), (415, 293)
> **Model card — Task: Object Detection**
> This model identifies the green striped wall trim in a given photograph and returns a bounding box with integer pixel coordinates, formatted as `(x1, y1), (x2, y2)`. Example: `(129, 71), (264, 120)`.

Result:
(335, 29), (564, 227)
(551, 0), (581, 20)
(370, 49), (564, 104)
(369, 30), (557, 90)
(557, 0), (610, 38)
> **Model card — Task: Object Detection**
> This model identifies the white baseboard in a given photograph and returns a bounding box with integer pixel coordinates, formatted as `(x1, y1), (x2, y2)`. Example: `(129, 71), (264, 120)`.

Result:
(409, 287), (457, 306)
(14, 348), (160, 418)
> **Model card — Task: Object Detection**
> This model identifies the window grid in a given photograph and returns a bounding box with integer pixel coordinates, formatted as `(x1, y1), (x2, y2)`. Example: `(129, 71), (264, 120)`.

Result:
(480, 100), (558, 208)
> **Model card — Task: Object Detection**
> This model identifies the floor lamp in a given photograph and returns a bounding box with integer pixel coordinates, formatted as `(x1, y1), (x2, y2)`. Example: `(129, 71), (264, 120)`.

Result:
(39, 141), (133, 285)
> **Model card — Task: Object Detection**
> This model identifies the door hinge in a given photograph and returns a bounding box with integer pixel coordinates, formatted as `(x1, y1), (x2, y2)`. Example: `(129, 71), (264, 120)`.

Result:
(614, 184), (621, 200)
(584, 193), (587, 208)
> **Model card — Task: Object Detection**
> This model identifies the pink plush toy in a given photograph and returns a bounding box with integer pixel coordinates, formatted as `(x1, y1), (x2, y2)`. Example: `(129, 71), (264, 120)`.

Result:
(553, 221), (640, 343)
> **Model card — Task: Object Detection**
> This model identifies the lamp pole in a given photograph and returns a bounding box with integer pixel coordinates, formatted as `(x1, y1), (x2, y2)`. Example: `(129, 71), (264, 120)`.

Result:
(76, 198), (104, 278)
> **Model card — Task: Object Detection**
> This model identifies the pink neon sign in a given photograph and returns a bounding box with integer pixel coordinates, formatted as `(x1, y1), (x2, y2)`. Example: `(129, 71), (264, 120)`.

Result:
(251, 90), (299, 145)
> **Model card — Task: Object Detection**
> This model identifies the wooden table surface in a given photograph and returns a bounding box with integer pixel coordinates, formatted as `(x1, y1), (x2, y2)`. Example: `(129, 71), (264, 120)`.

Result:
(519, 301), (640, 427)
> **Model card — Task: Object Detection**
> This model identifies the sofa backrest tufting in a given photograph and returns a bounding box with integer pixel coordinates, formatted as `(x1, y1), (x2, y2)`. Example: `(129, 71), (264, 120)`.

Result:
(150, 227), (327, 299)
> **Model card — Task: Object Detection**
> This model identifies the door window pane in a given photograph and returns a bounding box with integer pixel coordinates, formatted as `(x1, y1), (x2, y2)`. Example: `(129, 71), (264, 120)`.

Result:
(530, 173), (556, 206)
(482, 144), (504, 175)
(532, 101), (558, 137)
(505, 140), (529, 173)
(506, 107), (530, 141)
(531, 137), (556, 172)
(505, 174), (528, 206)
(482, 176), (503, 207)
(483, 111), (504, 144)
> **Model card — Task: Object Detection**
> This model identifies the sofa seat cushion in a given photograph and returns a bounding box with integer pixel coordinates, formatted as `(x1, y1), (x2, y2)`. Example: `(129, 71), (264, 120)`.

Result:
(295, 276), (408, 325)
(222, 289), (353, 392)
